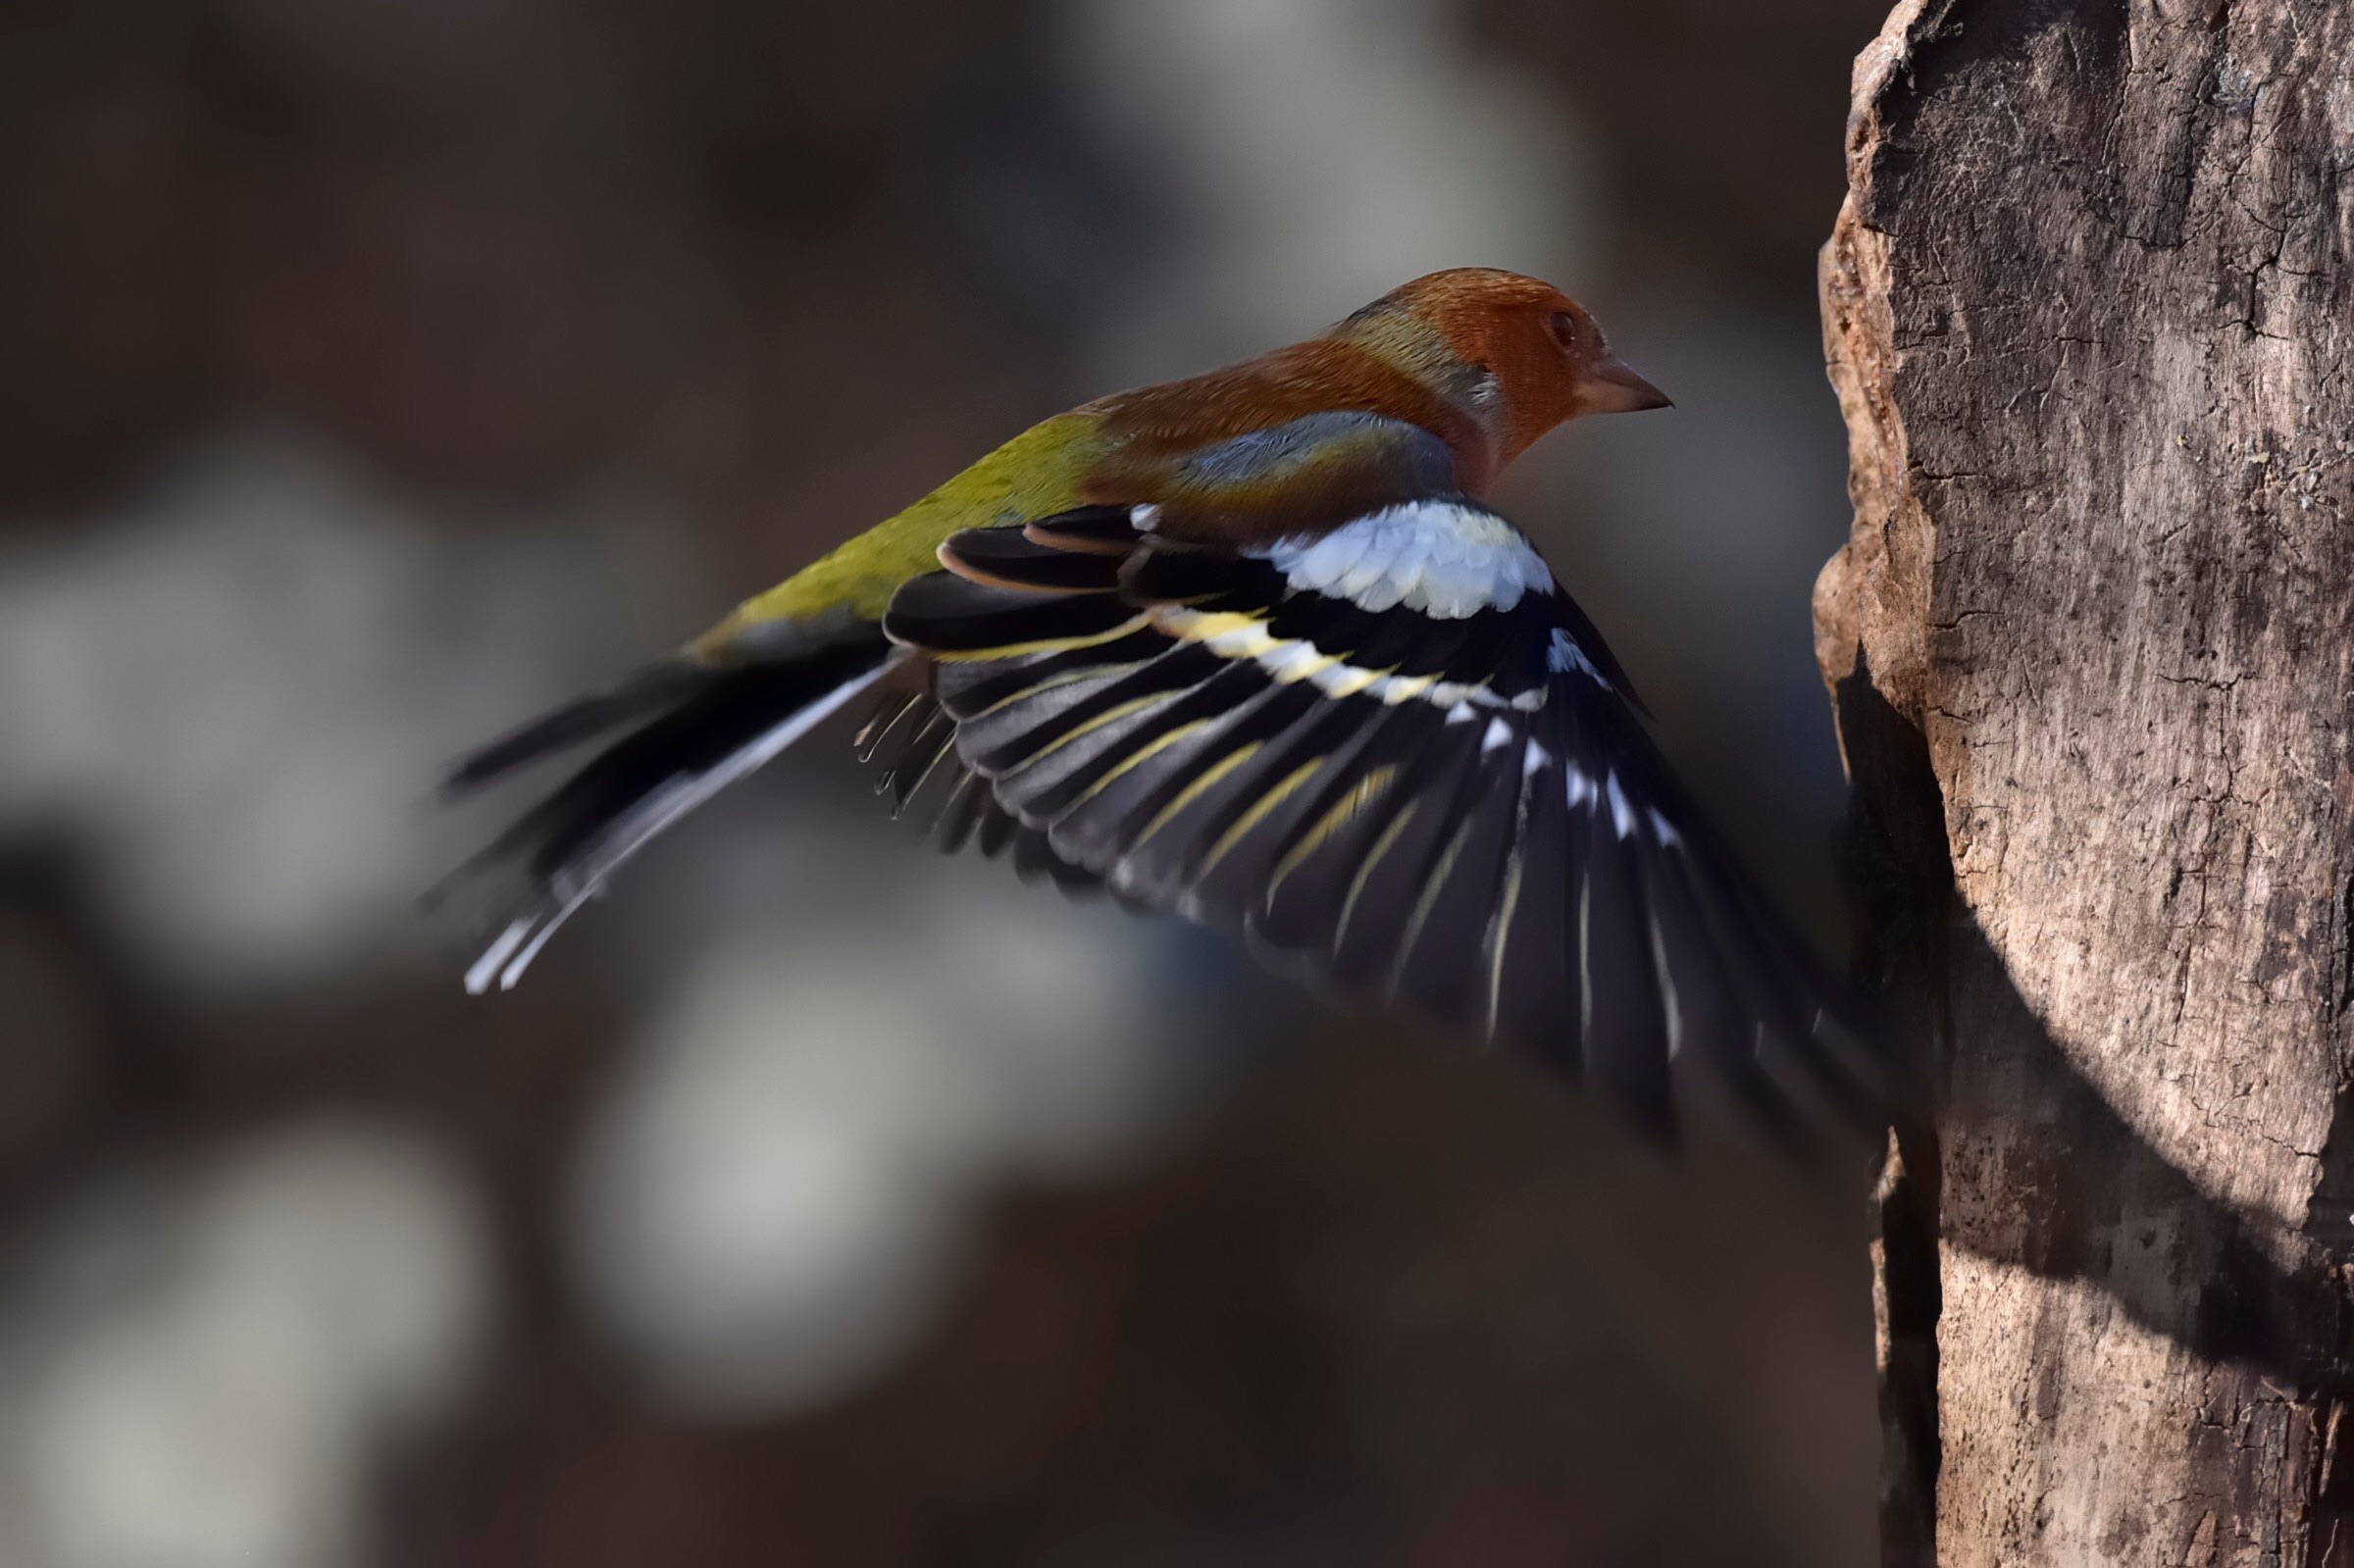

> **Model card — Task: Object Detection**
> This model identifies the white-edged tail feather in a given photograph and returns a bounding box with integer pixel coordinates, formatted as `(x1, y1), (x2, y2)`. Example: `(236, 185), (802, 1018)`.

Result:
(436, 641), (894, 991)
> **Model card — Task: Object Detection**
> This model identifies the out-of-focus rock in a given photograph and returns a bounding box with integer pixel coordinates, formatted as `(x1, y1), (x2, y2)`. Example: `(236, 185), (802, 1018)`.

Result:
(571, 864), (1175, 1417)
(2, 1122), (489, 1568)
(1058, 0), (1596, 382)
(0, 434), (655, 990)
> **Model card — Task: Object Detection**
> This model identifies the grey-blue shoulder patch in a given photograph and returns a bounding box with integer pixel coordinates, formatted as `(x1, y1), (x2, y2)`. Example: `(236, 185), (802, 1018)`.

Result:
(1170, 412), (1456, 491)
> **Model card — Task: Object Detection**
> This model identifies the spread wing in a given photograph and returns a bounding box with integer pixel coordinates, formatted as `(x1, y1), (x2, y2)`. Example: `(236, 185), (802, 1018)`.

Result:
(881, 500), (1901, 1147)
(851, 684), (1111, 896)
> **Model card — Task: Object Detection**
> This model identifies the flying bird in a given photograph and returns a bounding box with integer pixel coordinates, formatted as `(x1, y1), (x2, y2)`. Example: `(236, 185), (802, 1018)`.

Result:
(437, 268), (1898, 1146)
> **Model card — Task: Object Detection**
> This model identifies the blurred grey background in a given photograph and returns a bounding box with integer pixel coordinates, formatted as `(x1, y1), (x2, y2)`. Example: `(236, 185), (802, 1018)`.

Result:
(0, 1), (1890, 1563)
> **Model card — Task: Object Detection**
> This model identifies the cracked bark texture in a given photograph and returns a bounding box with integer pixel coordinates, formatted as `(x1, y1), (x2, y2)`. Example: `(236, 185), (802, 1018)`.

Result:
(1816, 0), (2354, 1562)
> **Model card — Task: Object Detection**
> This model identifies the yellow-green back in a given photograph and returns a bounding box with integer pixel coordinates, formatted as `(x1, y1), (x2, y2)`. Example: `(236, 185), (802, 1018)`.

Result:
(691, 411), (1109, 661)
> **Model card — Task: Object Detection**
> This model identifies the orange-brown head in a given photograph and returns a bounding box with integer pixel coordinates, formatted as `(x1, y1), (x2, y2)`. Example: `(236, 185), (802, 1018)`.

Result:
(1325, 267), (1669, 476)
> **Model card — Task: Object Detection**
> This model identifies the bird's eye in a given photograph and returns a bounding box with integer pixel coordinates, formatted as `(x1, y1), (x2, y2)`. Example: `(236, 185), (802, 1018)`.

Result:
(1545, 311), (1581, 352)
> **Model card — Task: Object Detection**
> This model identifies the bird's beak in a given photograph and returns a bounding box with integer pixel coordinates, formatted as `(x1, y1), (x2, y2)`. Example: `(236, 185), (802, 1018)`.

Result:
(1578, 352), (1673, 416)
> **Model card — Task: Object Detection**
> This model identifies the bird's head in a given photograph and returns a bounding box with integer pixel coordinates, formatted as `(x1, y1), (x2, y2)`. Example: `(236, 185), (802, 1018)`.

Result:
(1328, 268), (1670, 477)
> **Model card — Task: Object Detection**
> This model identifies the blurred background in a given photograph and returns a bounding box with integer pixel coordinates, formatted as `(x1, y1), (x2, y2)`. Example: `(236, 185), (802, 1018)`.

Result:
(0, 1), (1892, 1562)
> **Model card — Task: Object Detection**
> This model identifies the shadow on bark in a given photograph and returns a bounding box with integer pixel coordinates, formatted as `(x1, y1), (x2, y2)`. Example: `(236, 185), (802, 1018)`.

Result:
(1833, 659), (2354, 1563)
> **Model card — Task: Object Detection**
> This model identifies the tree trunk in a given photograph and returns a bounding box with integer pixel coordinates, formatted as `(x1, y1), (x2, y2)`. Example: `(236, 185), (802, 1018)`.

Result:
(1815, 1), (2354, 1562)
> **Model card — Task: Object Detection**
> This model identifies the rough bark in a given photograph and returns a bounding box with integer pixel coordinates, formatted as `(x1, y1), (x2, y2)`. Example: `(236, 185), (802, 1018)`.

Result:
(1816, 2), (2354, 1563)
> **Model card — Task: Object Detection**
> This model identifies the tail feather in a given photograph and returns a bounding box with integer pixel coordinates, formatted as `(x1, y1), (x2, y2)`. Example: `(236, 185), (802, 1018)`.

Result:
(435, 637), (894, 991)
(439, 663), (711, 797)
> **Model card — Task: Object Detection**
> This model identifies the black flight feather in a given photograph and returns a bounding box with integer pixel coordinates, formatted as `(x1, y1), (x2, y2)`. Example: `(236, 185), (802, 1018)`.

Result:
(876, 497), (1911, 1151)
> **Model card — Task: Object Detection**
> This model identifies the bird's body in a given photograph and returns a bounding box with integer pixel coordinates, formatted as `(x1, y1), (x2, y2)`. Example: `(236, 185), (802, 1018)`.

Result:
(440, 269), (1900, 1147)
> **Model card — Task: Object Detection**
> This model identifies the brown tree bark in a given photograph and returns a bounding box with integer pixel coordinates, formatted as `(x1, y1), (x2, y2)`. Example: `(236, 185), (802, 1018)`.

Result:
(1816, 1), (2354, 1562)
